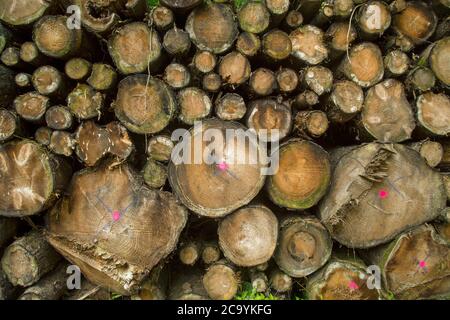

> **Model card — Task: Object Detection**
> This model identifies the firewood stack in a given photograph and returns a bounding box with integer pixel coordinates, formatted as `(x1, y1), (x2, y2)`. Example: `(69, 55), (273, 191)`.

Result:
(0, 0), (449, 300)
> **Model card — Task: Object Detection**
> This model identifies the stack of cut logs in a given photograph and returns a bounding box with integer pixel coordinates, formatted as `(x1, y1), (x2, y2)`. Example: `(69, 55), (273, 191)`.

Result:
(0, 0), (449, 300)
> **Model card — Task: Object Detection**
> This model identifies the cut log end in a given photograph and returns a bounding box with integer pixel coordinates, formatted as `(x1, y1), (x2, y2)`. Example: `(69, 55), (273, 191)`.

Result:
(203, 263), (239, 300)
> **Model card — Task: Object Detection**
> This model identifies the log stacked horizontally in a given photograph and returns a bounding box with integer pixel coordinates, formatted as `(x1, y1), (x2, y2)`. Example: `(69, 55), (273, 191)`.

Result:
(0, 0), (449, 300)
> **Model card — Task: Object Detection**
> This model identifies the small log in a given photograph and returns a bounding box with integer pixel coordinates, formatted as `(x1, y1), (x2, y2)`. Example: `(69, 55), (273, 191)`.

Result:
(168, 119), (267, 218)
(32, 66), (69, 100)
(49, 131), (74, 157)
(274, 215), (332, 278)
(219, 51), (251, 86)
(178, 87), (212, 125)
(193, 50), (217, 74)
(0, 22), (12, 54)
(108, 22), (162, 75)
(35, 127), (53, 146)
(306, 253), (383, 300)
(1, 230), (61, 287)
(408, 140), (444, 168)
(218, 205), (278, 267)
(276, 68), (299, 94)
(147, 135), (174, 163)
(47, 163), (188, 295)
(65, 58), (92, 81)
(67, 84), (104, 120)
(319, 143), (447, 248)
(203, 261), (239, 300)
(360, 79), (415, 142)
(20, 42), (49, 67)
(407, 67), (436, 92)
(132, 263), (169, 300)
(179, 241), (201, 266)
(357, 1), (392, 39)
(302, 66), (333, 96)
(151, 6), (174, 31)
(393, 1), (438, 45)
(0, 217), (19, 248)
(325, 22), (357, 60)
(15, 73), (33, 89)
(269, 268), (292, 293)
(267, 139), (331, 210)
(45, 105), (73, 130)
(1, 47), (25, 69)
(294, 110), (329, 139)
(249, 68), (277, 96)
(426, 37), (450, 86)
(246, 98), (292, 142)
(292, 90), (319, 110)
(237, 1), (270, 34)
(164, 63), (191, 89)
(364, 225), (450, 299)
(163, 28), (191, 57)
(202, 72), (222, 93)
(0, 108), (20, 142)
(142, 159), (168, 189)
(262, 29), (292, 62)
(384, 49), (410, 77)
(250, 271), (268, 293)
(201, 241), (221, 265)
(33, 15), (94, 60)
(0, 139), (72, 217)
(416, 92), (450, 137)
(87, 63), (118, 92)
(185, 3), (238, 54)
(290, 25), (328, 65)
(66, 0), (118, 35)
(236, 32), (261, 57)
(266, 0), (290, 25)
(19, 263), (68, 300)
(325, 80), (364, 123)
(169, 267), (209, 300)
(14, 92), (50, 123)
(340, 42), (384, 88)
(0, 0), (53, 28)
(282, 10), (303, 31)
(113, 74), (176, 134)
(215, 93), (247, 121)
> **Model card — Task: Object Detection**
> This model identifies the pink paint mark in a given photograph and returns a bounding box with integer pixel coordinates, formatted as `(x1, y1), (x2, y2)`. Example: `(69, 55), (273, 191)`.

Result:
(348, 281), (359, 290)
(378, 189), (388, 199)
(112, 210), (121, 221)
(217, 161), (229, 172)
(419, 260), (426, 268)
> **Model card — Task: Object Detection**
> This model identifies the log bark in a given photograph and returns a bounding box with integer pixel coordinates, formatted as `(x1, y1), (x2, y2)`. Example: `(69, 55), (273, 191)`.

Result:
(168, 119), (267, 218)
(246, 98), (292, 142)
(267, 139), (331, 210)
(108, 22), (162, 75)
(364, 224), (450, 299)
(67, 84), (104, 120)
(319, 143), (447, 248)
(416, 92), (450, 137)
(113, 74), (176, 134)
(0, 139), (72, 217)
(1, 230), (61, 287)
(359, 79), (415, 142)
(218, 205), (278, 267)
(46, 162), (188, 295)
(19, 263), (68, 300)
(185, 3), (238, 54)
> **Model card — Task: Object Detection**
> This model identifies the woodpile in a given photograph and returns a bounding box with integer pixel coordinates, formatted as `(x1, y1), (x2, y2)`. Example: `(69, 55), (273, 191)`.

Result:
(0, 0), (448, 300)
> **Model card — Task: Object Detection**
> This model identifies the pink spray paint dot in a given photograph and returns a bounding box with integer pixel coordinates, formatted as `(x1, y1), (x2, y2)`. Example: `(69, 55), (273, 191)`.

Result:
(348, 281), (359, 290)
(378, 189), (388, 199)
(217, 161), (229, 172)
(112, 210), (121, 221)
(419, 260), (426, 268)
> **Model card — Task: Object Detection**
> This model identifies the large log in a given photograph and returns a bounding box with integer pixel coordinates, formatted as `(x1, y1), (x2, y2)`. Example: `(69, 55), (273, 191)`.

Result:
(46, 163), (188, 295)
(19, 263), (68, 300)
(0, 0), (54, 28)
(0, 139), (72, 217)
(319, 143), (447, 248)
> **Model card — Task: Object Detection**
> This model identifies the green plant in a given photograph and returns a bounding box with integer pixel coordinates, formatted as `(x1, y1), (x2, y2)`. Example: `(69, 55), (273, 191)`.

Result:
(110, 292), (123, 300)
(147, 0), (160, 7)
(234, 0), (249, 10)
(234, 282), (279, 300)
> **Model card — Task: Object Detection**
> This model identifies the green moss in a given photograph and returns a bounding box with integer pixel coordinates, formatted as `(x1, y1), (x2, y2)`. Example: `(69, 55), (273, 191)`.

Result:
(234, 282), (279, 300)
(147, 0), (160, 7)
